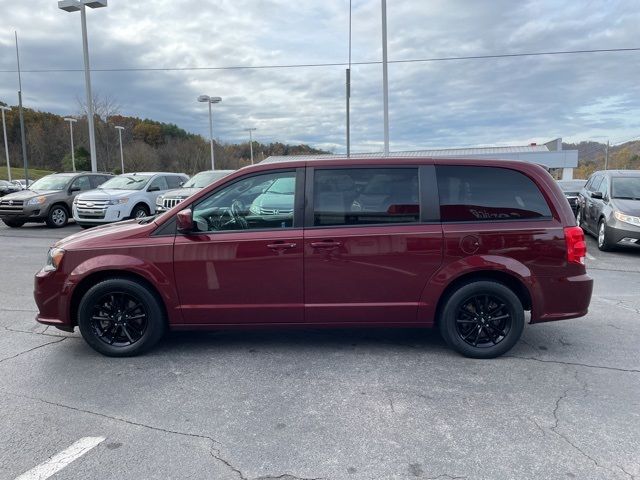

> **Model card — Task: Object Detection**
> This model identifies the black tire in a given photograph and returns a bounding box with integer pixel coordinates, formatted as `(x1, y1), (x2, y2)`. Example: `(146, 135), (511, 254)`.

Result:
(46, 204), (69, 228)
(3, 219), (25, 228)
(77, 278), (166, 357)
(130, 204), (150, 219)
(575, 208), (584, 230)
(439, 280), (524, 359)
(79, 224), (94, 229)
(597, 218), (614, 251)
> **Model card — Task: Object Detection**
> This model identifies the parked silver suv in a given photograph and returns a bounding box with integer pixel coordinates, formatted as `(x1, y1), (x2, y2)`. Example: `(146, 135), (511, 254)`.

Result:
(0, 172), (112, 228)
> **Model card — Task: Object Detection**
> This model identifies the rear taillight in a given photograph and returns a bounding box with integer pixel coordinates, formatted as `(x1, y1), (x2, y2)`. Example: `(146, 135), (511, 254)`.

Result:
(564, 226), (586, 265)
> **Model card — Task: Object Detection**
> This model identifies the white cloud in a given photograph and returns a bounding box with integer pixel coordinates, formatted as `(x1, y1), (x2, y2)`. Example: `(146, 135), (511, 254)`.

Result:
(1, 0), (640, 154)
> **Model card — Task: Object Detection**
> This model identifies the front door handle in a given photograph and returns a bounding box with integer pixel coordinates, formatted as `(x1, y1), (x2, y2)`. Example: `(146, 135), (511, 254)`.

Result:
(267, 242), (297, 250)
(310, 240), (342, 249)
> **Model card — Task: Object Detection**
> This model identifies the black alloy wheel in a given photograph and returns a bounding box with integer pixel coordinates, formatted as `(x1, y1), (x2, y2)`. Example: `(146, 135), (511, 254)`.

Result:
(439, 280), (524, 358)
(454, 294), (512, 348)
(90, 292), (148, 347)
(78, 278), (165, 356)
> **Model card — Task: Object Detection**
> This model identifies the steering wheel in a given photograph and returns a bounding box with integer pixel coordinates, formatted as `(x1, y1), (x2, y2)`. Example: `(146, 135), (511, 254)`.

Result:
(208, 206), (248, 230)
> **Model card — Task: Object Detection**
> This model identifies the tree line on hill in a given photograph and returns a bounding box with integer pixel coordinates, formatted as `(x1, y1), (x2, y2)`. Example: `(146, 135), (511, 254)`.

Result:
(0, 98), (328, 176)
(563, 140), (640, 179)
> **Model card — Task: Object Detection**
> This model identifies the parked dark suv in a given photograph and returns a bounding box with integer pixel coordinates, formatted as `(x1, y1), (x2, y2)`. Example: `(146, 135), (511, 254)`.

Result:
(34, 158), (592, 358)
(576, 170), (640, 250)
(0, 172), (112, 228)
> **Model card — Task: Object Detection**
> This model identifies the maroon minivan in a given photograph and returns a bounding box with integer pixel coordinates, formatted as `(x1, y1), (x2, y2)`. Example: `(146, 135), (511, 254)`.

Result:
(34, 157), (593, 358)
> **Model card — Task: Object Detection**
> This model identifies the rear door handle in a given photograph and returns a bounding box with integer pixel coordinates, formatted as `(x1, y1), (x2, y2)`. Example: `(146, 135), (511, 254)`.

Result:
(310, 241), (342, 249)
(267, 242), (297, 250)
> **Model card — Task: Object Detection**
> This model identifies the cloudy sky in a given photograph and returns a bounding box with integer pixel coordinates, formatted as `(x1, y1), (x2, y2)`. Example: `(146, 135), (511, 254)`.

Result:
(1, 0), (640, 153)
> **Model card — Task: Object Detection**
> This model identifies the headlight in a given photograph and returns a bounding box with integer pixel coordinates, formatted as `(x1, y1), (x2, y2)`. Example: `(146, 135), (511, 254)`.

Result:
(156, 196), (164, 206)
(43, 247), (65, 272)
(249, 203), (260, 215)
(107, 198), (129, 205)
(27, 196), (47, 206)
(614, 211), (640, 227)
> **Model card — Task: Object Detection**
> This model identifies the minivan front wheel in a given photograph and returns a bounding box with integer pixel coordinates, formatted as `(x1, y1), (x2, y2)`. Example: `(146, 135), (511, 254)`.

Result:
(439, 281), (524, 359)
(597, 219), (613, 251)
(77, 278), (165, 356)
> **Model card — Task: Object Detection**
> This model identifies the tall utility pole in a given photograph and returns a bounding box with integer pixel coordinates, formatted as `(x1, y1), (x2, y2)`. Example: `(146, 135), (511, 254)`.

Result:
(58, 0), (108, 173)
(381, 0), (390, 156)
(0, 106), (10, 181)
(115, 125), (125, 173)
(64, 118), (77, 171)
(346, 0), (352, 157)
(604, 140), (609, 170)
(244, 128), (256, 164)
(15, 32), (29, 186)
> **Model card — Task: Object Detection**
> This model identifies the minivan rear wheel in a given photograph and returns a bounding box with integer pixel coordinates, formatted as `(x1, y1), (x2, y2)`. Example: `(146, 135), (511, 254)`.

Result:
(439, 281), (524, 359)
(77, 278), (166, 357)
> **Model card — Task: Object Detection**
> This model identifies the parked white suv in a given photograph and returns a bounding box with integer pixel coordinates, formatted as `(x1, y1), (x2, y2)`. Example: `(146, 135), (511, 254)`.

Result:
(73, 172), (188, 227)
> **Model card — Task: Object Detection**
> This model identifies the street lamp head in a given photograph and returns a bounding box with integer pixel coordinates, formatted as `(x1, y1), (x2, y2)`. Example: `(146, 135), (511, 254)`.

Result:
(83, 0), (107, 8)
(114, 126), (124, 131)
(63, 117), (77, 123)
(58, 0), (82, 12)
(198, 95), (222, 104)
(244, 127), (257, 132)
(0, 106), (11, 112)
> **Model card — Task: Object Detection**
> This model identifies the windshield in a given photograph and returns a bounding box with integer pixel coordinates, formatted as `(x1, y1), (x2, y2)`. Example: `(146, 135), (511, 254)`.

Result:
(99, 175), (153, 191)
(612, 177), (640, 200)
(29, 175), (71, 191)
(183, 172), (227, 188)
(266, 177), (295, 195)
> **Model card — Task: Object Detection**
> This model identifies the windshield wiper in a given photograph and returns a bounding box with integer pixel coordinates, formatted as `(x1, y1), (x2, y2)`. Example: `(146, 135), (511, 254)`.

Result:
(613, 196), (640, 200)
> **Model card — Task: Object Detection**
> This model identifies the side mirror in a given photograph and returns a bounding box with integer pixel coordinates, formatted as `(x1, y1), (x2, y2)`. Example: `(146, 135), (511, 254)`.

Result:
(69, 186), (81, 193)
(179, 182), (185, 187)
(148, 186), (160, 192)
(176, 208), (194, 234)
(591, 191), (603, 200)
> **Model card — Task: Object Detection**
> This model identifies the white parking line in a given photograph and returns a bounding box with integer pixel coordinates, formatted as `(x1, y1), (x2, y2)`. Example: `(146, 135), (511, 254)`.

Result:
(14, 437), (105, 480)
(586, 252), (596, 260)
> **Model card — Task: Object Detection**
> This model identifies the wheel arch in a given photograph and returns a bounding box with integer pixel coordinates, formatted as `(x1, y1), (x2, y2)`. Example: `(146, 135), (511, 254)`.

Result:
(129, 201), (152, 217)
(69, 269), (172, 328)
(47, 201), (70, 216)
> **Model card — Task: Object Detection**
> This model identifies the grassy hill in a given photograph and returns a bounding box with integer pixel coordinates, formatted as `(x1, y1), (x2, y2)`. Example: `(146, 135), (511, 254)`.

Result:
(0, 166), (54, 182)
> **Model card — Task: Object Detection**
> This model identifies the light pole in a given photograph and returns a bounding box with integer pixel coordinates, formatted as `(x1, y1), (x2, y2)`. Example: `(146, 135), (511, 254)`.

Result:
(115, 126), (125, 173)
(198, 95), (222, 169)
(63, 118), (77, 171)
(58, 0), (107, 173)
(244, 128), (257, 164)
(0, 106), (10, 181)
(381, 0), (390, 156)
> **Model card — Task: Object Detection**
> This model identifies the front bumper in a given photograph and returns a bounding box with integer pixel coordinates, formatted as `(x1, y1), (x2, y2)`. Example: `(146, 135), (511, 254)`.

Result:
(73, 203), (130, 225)
(606, 220), (640, 247)
(34, 269), (74, 330)
(0, 204), (47, 222)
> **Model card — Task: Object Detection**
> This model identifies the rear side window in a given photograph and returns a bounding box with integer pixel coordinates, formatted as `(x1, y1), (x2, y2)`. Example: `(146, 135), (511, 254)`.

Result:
(91, 175), (110, 188)
(313, 168), (420, 226)
(166, 175), (184, 189)
(436, 166), (552, 222)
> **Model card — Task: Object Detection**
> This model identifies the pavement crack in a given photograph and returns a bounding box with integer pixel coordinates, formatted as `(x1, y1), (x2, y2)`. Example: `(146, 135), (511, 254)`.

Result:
(505, 354), (640, 373)
(0, 389), (220, 448)
(0, 336), (67, 363)
(210, 447), (249, 480)
(0, 323), (72, 338)
(424, 474), (466, 479)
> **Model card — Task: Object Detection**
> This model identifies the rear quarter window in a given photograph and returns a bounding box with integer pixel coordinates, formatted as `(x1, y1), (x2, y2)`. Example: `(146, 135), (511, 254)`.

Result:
(436, 166), (552, 222)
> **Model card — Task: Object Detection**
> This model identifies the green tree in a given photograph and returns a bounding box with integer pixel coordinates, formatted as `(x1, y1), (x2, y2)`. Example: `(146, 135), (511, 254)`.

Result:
(62, 146), (90, 172)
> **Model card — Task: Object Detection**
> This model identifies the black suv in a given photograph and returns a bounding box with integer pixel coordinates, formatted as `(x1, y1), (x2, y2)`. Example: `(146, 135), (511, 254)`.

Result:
(0, 172), (112, 228)
(577, 170), (640, 250)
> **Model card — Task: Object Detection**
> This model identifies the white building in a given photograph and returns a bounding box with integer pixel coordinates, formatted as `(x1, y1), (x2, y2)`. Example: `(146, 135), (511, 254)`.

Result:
(264, 138), (578, 180)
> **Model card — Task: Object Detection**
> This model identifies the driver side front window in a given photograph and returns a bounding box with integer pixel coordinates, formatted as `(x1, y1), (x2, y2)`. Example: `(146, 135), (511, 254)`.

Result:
(192, 171), (296, 232)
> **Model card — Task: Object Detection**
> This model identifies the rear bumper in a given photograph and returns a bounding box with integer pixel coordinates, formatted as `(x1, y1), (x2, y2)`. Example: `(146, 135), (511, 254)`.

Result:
(531, 273), (593, 323)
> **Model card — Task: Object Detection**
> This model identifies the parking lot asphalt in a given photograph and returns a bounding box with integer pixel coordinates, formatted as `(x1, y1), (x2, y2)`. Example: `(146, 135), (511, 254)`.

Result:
(0, 223), (639, 480)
